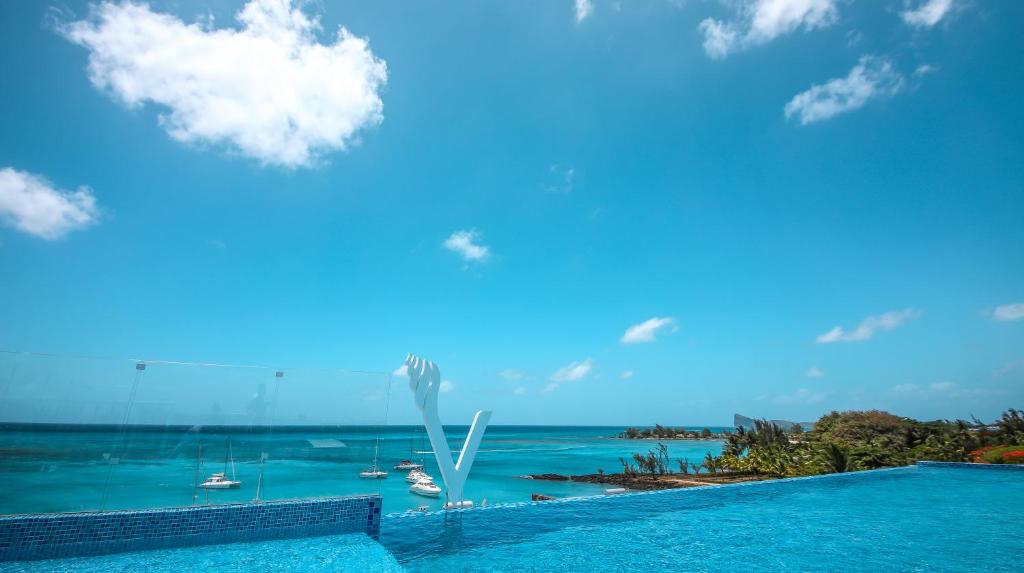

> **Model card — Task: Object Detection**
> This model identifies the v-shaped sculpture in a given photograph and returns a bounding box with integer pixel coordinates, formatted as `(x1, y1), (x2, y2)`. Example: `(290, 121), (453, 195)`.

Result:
(404, 354), (491, 507)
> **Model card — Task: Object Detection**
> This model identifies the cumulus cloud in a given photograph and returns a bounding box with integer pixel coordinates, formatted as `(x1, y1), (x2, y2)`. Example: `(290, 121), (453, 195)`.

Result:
(620, 370), (634, 380)
(61, 0), (387, 168)
(620, 317), (676, 344)
(443, 229), (490, 263)
(0, 167), (99, 239)
(805, 366), (824, 379)
(698, 0), (838, 59)
(439, 380), (455, 393)
(392, 364), (408, 377)
(816, 308), (920, 344)
(513, 386), (527, 396)
(991, 303), (1024, 322)
(785, 56), (903, 125)
(545, 358), (593, 392)
(575, 0), (594, 23)
(902, 0), (955, 28)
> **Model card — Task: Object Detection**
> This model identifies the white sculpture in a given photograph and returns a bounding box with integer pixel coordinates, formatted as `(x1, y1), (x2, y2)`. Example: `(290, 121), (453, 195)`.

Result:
(404, 354), (491, 509)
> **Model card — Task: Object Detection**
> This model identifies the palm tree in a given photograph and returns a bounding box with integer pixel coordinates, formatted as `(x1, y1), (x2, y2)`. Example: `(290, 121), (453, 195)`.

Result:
(815, 442), (850, 473)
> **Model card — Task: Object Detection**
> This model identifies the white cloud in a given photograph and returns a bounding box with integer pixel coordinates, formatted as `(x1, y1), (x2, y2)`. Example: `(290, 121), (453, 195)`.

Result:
(992, 303), (1024, 322)
(913, 64), (938, 77)
(546, 358), (593, 392)
(0, 168), (99, 239)
(500, 369), (525, 381)
(550, 358), (593, 382)
(439, 380), (455, 393)
(620, 316), (676, 344)
(698, 0), (838, 59)
(816, 308), (920, 344)
(805, 366), (824, 379)
(62, 0), (387, 168)
(902, 0), (954, 28)
(575, 0), (594, 22)
(888, 383), (920, 395)
(513, 386), (527, 396)
(994, 361), (1023, 378)
(443, 229), (490, 263)
(392, 364), (408, 377)
(887, 381), (988, 399)
(785, 56), (903, 125)
(544, 165), (576, 194)
(620, 370), (634, 380)
(771, 388), (828, 405)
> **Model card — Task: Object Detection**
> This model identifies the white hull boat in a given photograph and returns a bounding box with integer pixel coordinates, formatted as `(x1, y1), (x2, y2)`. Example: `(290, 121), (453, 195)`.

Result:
(405, 469), (429, 483)
(200, 472), (241, 489)
(410, 477), (442, 497)
(359, 468), (388, 479)
(395, 460), (424, 471)
(199, 439), (241, 489)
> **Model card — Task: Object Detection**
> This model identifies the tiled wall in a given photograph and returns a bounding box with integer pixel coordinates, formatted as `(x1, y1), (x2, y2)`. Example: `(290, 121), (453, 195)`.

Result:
(917, 460), (1024, 471)
(0, 495), (382, 562)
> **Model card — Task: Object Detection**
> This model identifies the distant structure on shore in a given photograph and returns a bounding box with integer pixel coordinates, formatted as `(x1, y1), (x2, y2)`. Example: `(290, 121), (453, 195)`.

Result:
(734, 414), (814, 432)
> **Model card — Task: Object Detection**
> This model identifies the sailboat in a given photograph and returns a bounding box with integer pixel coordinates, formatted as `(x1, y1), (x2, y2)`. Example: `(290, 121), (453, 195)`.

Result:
(200, 438), (241, 489)
(359, 432), (388, 478)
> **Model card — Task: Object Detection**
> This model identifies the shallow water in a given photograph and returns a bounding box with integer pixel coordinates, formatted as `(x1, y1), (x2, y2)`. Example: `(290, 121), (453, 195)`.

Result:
(0, 425), (724, 514)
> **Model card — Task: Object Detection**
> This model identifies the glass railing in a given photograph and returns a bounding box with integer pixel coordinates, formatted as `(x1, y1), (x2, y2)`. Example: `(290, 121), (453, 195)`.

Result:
(0, 351), (395, 515)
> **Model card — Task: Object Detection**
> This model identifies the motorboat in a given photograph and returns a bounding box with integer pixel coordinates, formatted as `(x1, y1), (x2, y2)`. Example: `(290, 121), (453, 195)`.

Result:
(409, 476), (442, 497)
(395, 460), (424, 471)
(405, 469), (429, 483)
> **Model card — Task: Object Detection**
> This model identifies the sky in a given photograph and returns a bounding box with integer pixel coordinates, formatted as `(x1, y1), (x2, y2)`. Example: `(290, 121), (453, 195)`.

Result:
(0, 0), (1022, 426)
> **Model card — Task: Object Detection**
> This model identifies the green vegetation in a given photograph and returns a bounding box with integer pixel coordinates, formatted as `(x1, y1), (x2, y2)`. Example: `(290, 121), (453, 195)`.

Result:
(715, 408), (1024, 477)
(621, 424), (726, 440)
(620, 408), (1024, 480)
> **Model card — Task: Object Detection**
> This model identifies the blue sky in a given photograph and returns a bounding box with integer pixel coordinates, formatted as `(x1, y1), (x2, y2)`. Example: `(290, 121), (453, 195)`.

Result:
(0, 0), (1021, 426)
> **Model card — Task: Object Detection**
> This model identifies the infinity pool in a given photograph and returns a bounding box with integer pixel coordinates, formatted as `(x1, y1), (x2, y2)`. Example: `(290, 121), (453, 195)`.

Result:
(4, 465), (1022, 572)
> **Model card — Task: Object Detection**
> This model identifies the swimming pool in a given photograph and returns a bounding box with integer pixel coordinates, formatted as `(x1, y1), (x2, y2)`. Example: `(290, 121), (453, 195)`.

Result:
(4, 464), (1021, 572)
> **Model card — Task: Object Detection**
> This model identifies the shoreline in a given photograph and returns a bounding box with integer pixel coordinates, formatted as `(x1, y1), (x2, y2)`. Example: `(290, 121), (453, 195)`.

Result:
(521, 471), (772, 491)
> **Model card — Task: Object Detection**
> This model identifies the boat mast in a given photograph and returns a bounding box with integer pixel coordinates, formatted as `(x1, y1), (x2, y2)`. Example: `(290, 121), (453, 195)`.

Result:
(229, 439), (237, 481)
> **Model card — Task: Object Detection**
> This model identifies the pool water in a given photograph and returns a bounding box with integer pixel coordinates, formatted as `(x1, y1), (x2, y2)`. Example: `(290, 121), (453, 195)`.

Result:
(3, 465), (1022, 572)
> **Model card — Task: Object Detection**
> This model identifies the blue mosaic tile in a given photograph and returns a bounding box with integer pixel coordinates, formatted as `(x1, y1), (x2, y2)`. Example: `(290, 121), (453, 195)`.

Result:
(0, 495), (381, 562)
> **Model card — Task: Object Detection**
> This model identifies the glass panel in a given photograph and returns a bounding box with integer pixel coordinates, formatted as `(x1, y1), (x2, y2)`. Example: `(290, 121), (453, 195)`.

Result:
(0, 351), (393, 515)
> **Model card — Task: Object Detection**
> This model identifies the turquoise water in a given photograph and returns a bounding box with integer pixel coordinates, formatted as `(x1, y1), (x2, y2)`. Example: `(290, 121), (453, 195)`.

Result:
(4, 466), (1022, 572)
(0, 425), (724, 514)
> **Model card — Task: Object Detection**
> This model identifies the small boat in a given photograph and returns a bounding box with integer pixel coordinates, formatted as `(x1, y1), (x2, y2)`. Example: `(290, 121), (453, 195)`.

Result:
(359, 466), (388, 479)
(359, 384), (390, 480)
(199, 439), (241, 489)
(395, 460), (424, 471)
(409, 476), (442, 497)
(200, 472), (241, 489)
(405, 469), (429, 483)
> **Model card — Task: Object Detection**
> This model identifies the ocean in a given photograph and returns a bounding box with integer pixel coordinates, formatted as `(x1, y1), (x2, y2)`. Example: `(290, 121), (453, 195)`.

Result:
(0, 425), (725, 514)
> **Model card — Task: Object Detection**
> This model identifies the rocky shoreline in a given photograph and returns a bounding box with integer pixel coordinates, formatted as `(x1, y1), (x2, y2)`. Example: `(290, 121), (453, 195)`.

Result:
(521, 471), (771, 491)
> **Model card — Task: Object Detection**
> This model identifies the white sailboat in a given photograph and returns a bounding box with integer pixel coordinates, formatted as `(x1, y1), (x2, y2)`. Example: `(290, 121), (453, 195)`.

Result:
(359, 433), (388, 479)
(200, 438), (241, 489)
